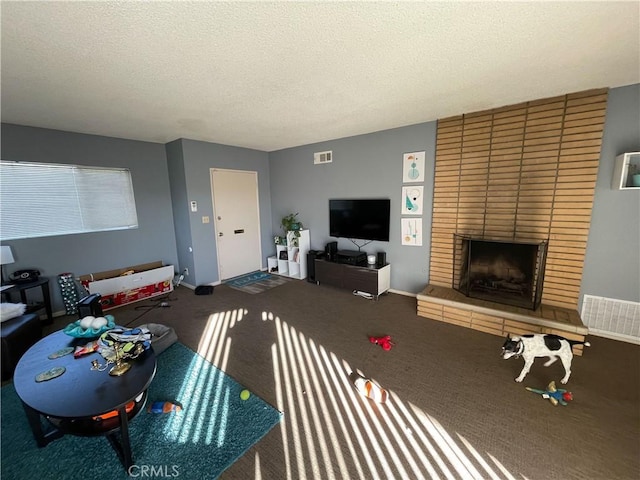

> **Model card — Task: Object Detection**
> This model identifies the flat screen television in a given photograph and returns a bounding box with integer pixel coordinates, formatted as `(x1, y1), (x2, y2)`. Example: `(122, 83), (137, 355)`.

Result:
(329, 198), (390, 242)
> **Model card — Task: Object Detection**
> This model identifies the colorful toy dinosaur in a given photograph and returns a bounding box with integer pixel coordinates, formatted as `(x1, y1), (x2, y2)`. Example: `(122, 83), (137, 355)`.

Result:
(526, 381), (573, 406)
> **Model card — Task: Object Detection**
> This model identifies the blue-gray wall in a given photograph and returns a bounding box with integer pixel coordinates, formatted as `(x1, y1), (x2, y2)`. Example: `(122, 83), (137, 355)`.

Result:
(269, 85), (640, 299)
(581, 84), (640, 305)
(268, 122), (436, 294)
(167, 139), (272, 286)
(0, 123), (178, 313)
(1, 83), (638, 315)
(165, 139), (192, 285)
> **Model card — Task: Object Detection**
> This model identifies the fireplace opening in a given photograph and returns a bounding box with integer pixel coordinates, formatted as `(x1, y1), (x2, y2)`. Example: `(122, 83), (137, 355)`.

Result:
(453, 235), (548, 310)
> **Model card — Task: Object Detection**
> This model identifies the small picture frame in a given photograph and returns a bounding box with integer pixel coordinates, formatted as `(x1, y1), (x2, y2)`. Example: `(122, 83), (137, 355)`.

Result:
(401, 186), (424, 215)
(279, 251), (288, 260)
(403, 151), (426, 183)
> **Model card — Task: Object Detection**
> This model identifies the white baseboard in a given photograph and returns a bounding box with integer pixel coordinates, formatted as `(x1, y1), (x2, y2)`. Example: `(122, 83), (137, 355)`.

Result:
(587, 328), (640, 345)
(388, 289), (417, 297)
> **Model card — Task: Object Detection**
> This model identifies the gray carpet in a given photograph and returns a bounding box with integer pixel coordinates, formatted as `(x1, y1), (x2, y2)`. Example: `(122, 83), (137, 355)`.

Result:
(39, 281), (639, 480)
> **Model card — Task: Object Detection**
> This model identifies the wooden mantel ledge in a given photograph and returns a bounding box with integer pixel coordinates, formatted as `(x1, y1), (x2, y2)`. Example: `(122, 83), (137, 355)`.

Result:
(417, 284), (588, 336)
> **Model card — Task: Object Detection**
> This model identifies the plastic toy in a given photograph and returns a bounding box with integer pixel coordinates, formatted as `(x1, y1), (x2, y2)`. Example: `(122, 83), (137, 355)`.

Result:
(147, 401), (182, 413)
(351, 372), (388, 403)
(526, 381), (573, 406)
(73, 340), (100, 358)
(93, 401), (135, 421)
(369, 335), (395, 351)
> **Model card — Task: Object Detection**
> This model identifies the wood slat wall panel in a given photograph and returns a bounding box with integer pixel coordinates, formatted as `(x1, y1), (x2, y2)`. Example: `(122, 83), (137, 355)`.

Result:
(429, 88), (607, 309)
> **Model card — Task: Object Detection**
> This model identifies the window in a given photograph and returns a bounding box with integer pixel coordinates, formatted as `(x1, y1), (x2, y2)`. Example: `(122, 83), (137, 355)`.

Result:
(0, 161), (138, 240)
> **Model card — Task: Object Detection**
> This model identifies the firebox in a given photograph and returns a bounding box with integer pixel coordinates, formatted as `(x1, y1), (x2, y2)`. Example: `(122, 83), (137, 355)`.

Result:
(453, 235), (548, 310)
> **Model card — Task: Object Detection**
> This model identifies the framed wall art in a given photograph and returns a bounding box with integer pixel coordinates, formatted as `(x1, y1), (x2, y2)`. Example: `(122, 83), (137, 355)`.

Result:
(401, 218), (422, 246)
(401, 186), (423, 215)
(402, 151), (425, 183)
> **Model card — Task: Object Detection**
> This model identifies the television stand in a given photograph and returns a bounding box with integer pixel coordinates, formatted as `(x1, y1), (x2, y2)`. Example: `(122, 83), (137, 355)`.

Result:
(314, 259), (390, 299)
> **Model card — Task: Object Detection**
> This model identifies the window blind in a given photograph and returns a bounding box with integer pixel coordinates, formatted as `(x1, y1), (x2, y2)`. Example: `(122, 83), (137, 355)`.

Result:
(0, 161), (138, 240)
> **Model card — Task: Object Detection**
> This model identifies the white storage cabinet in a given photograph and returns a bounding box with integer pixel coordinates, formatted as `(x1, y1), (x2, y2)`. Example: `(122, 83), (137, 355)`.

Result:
(273, 229), (310, 280)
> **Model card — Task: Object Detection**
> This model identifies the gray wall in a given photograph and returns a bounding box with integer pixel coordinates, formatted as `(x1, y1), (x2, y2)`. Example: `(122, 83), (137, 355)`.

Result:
(168, 139), (272, 286)
(268, 122), (436, 294)
(269, 84), (640, 301)
(0, 123), (179, 314)
(581, 84), (640, 305)
(166, 140), (193, 285)
(1, 83), (637, 313)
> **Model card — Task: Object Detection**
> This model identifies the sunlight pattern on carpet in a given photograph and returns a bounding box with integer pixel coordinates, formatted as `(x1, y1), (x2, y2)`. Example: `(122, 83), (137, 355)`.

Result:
(193, 306), (521, 479)
(269, 316), (517, 480)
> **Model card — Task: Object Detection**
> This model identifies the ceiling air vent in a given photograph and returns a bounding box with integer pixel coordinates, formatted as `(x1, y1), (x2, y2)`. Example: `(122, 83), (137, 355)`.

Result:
(314, 150), (332, 165)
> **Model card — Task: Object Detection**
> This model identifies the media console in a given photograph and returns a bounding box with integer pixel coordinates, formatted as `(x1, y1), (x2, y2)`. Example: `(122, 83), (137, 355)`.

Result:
(314, 259), (390, 299)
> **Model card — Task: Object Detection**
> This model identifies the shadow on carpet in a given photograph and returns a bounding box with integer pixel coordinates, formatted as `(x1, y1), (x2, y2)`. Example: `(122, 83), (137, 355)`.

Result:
(1, 343), (282, 480)
(224, 270), (291, 294)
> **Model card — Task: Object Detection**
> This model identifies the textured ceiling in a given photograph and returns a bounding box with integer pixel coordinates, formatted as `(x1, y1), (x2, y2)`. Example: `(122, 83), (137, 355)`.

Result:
(1, 1), (639, 152)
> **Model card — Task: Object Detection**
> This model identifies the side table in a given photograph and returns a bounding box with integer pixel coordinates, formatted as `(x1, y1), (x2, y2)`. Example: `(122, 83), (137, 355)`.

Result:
(1, 278), (53, 325)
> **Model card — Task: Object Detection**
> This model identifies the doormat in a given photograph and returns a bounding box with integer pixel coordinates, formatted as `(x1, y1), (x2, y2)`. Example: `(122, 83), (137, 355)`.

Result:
(225, 271), (291, 294)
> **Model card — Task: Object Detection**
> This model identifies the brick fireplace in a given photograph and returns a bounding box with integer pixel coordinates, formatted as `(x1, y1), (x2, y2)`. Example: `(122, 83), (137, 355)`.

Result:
(416, 88), (607, 354)
(453, 235), (547, 310)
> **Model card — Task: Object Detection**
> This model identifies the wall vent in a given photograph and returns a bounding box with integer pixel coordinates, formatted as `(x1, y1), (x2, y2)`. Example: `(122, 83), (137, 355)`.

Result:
(581, 295), (640, 344)
(314, 151), (332, 165)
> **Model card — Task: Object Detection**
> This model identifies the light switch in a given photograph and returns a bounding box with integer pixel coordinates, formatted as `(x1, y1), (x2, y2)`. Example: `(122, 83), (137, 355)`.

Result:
(190, 201), (197, 212)
(202, 216), (210, 224)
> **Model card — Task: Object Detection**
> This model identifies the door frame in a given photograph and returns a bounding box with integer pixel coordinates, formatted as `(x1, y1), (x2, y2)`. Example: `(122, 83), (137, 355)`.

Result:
(210, 168), (263, 281)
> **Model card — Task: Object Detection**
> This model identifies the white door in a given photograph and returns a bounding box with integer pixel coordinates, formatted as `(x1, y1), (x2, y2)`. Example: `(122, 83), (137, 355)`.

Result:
(211, 169), (262, 280)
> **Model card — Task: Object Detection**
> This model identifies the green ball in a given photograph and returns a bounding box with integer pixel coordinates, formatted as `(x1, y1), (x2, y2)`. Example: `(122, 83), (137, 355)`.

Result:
(240, 389), (250, 401)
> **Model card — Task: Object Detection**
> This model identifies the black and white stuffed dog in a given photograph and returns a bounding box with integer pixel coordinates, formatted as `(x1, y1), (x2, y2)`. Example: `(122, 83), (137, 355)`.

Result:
(501, 334), (590, 384)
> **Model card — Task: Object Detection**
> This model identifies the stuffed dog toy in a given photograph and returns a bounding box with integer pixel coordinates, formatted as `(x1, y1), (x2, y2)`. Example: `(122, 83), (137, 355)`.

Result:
(501, 334), (590, 384)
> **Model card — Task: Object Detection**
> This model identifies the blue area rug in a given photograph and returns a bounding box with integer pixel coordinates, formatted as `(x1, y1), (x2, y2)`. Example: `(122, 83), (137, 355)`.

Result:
(225, 271), (271, 287)
(1, 343), (282, 479)
(225, 271), (290, 294)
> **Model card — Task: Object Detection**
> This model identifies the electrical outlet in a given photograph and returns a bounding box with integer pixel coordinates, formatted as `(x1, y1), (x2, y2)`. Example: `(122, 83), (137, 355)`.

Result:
(184, 268), (189, 276)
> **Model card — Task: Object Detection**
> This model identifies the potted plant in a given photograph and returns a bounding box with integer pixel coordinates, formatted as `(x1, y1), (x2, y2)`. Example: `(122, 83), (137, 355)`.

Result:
(280, 213), (304, 247)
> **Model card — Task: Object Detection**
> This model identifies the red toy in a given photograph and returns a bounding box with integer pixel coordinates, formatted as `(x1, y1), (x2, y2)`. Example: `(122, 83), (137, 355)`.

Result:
(369, 335), (395, 351)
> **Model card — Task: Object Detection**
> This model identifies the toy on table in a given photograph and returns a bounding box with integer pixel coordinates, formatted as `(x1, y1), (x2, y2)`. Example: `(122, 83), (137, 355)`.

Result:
(73, 340), (100, 358)
(369, 335), (395, 351)
(98, 327), (151, 362)
(526, 381), (573, 406)
(147, 401), (182, 414)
